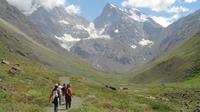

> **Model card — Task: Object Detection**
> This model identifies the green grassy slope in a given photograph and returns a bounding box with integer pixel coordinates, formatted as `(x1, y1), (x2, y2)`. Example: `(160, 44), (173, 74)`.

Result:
(132, 33), (200, 83)
(0, 40), (60, 111)
(67, 76), (175, 112)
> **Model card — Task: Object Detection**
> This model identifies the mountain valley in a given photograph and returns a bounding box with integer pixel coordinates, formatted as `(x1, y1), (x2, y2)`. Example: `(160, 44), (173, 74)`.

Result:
(0, 0), (200, 111)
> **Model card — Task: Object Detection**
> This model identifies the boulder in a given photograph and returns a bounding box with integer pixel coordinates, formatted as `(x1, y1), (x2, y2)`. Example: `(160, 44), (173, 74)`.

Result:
(119, 87), (123, 90)
(105, 85), (109, 88)
(0, 86), (7, 92)
(8, 69), (17, 75)
(87, 95), (97, 100)
(145, 96), (156, 100)
(159, 97), (169, 102)
(8, 64), (22, 75)
(105, 85), (117, 91)
(123, 87), (129, 90)
(1, 59), (10, 65)
(109, 86), (117, 91)
(119, 87), (129, 90)
(194, 104), (200, 112)
(11, 66), (22, 71)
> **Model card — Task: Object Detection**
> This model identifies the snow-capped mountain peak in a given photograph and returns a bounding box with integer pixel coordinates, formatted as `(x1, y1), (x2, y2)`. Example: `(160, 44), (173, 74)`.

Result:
(29, 3), (163, 72)
(121, 8), (149, 22)
(106, 3), (117, 9)
(104, 3), (149, 23)
(108, 3), (117, 8)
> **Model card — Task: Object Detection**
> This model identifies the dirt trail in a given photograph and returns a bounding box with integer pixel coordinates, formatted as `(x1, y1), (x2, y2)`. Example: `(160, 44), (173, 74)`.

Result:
(46, 77), (84, 112)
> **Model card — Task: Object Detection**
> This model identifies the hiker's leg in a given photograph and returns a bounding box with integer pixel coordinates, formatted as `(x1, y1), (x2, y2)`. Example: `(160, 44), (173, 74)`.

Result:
(62, 93), (64, 102)
(69, 101), (71, 108)
(69, 96), (72, 108)
(61, 94), (63, 103)
(54, 98), (59, 112)
(56, 104), (58, 112)
(65, 96), (68, 109)
(53, 103), (56, 112)
(59, 96), (62, 105)
(54, 103), (58, 112)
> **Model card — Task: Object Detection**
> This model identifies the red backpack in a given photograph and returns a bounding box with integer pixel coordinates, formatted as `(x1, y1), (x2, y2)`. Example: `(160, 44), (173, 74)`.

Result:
(66, 87), (72, 96)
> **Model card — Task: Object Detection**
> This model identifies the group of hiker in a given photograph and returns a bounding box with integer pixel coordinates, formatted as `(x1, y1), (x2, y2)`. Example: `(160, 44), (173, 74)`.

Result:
(49, 83), (73, 112)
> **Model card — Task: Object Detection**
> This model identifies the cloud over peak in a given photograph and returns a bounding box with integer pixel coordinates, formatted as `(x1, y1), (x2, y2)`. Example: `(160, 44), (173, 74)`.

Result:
(167, 6), (189, 13)
(65, 4), (80, 14)
(121, 0), (193, 27)
(151, 14), (180, 27)
(7, 0), (66, 14)
(185, 0), (197, 3)
(122, 0), (177, 12)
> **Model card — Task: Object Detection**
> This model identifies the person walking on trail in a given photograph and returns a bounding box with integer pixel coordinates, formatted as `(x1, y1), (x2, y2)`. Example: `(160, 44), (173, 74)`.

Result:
(49, 84), (60, 112)
(61, 83), (66, 102)
(58, 83), (63, 105)
(65, 83), (73, 110)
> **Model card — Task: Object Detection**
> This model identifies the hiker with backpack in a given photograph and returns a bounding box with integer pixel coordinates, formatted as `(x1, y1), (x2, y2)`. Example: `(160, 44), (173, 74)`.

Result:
(49, 84), (60, 112)
(61, 83), (67, 102)
(58, 83), (63, 105)
(65, 83), (73, 110)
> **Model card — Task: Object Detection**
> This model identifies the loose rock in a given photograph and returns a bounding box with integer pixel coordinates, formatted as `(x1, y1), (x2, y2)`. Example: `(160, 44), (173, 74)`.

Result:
(105, 85), (117, 91)
(194, 104), (200, 112)
(8, 64), (22, 75)
(1, 58), (10, 65)
(145, 96), (156, 100)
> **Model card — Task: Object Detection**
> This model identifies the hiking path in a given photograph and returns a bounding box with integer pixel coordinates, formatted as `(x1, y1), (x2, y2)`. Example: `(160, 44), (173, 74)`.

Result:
(46, 77), (84, 112)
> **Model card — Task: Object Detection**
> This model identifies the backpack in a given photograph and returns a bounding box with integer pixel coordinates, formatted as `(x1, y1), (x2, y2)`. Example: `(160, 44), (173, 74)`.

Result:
(52, 90), (59, 99)
(66, 88), (72, 97)
(62, 86), (66, 95)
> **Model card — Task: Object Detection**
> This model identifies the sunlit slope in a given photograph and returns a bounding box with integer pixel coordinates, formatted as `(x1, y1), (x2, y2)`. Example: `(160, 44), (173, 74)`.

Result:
(132, 33), (200, 83)
(0, 35), (61, 111)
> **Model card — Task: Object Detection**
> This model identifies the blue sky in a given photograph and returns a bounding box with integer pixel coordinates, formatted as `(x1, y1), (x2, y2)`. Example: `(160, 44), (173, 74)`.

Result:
(7, 0), (200, 27)
(67, 0), (123, 20)
(66, 0), (200, 27)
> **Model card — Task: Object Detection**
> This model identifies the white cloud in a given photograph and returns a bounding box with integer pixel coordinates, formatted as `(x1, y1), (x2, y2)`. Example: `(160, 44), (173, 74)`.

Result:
(185, 0), (197, 3)
(122, 0), (177, 12)
(65, 4), (80, 14)
(121, 0), (190, 27)
(7, 0), (37, 14)
(151, 14), (180, 27)
(37, 0), (65, 10)
(7, 0), (66, 14)
(167, 6), (189, 13)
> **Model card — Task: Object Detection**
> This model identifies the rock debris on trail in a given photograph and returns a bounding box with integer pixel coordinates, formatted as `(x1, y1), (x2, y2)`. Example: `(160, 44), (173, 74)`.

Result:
(46, 77), (84, 112)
